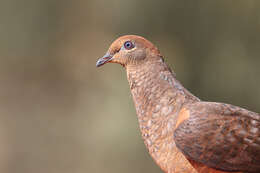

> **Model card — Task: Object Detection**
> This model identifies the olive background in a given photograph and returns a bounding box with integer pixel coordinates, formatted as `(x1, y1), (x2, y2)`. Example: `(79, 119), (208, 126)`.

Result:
(0, 1), (259, 173)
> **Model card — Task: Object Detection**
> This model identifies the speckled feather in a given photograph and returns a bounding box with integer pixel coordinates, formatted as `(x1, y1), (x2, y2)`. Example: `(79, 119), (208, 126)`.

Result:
(174, 102), (260, 173)
(97, 35), (260, 173)
(127, 59), (199, 172)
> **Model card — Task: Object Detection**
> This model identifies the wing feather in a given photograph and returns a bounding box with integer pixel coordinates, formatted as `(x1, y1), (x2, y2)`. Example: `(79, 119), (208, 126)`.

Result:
(174, 102), (260, 173)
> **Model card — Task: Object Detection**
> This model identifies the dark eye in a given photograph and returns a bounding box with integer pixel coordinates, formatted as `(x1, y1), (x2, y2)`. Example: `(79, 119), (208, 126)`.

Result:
(124, 41), (134, 50)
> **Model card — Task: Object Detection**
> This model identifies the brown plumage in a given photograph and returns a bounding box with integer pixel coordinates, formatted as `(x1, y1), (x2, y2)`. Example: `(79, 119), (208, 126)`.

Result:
(96, 35), (260, 173)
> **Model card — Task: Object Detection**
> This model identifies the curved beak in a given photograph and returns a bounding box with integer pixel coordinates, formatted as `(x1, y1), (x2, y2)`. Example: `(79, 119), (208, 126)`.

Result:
(96, 53), (113, 67)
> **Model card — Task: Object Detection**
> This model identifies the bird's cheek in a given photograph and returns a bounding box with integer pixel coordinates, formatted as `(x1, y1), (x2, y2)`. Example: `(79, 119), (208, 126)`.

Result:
(111, 54), (126, 65)
(133, 49), (146, 60)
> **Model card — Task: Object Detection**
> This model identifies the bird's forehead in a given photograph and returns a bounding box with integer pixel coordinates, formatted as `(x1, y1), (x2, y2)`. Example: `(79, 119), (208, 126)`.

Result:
(108, 37), (127, 53)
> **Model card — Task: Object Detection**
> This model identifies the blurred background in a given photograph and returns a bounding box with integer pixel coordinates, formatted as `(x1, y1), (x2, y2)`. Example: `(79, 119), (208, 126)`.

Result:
(0, 0), (259, 173)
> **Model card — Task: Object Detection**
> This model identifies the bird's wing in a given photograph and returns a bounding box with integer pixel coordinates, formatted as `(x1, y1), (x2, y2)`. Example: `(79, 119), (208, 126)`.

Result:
(174, 101), (260, 173)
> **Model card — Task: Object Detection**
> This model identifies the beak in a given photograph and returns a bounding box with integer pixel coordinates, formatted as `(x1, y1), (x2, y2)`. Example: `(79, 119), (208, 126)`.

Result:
(96, 53), (113, 67)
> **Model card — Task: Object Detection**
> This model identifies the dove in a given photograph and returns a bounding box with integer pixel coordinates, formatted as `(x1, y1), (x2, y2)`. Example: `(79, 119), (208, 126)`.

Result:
(96, 35), (260, 173)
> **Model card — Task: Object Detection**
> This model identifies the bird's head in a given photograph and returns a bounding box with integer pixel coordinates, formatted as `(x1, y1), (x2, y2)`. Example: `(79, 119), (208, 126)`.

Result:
(96, 35), (161, 68)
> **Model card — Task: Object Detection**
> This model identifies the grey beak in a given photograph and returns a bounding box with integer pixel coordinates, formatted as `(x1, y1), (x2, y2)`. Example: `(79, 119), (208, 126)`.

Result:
(96, 53), (113, 67)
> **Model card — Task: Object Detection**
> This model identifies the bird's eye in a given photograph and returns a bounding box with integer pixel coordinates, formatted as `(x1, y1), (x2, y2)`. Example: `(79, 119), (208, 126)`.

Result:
(124, 41), (134, 50)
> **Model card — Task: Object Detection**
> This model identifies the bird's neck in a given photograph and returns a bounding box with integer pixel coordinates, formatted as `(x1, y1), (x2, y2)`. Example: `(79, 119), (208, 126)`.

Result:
(126, 58), (199, 126)
(126, 58), (200, 172)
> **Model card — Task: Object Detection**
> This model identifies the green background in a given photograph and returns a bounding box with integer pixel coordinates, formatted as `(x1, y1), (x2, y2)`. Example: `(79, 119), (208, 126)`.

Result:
(0, 0), (259, 173)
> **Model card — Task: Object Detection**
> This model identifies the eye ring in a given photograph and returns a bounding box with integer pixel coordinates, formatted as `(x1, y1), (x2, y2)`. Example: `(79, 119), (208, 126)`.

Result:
(124, 41), (134, 50)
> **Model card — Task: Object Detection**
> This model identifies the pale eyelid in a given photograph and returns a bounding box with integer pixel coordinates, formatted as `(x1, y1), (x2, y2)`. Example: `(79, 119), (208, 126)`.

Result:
(121, 41), (135, 51)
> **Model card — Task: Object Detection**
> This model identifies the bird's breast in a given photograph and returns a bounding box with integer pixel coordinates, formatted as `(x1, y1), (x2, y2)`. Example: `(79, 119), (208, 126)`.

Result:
(129, 81), (198, 172)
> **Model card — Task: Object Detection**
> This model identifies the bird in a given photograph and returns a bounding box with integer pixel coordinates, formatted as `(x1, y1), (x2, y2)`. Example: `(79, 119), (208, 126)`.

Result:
(96, 35), (260, 173)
